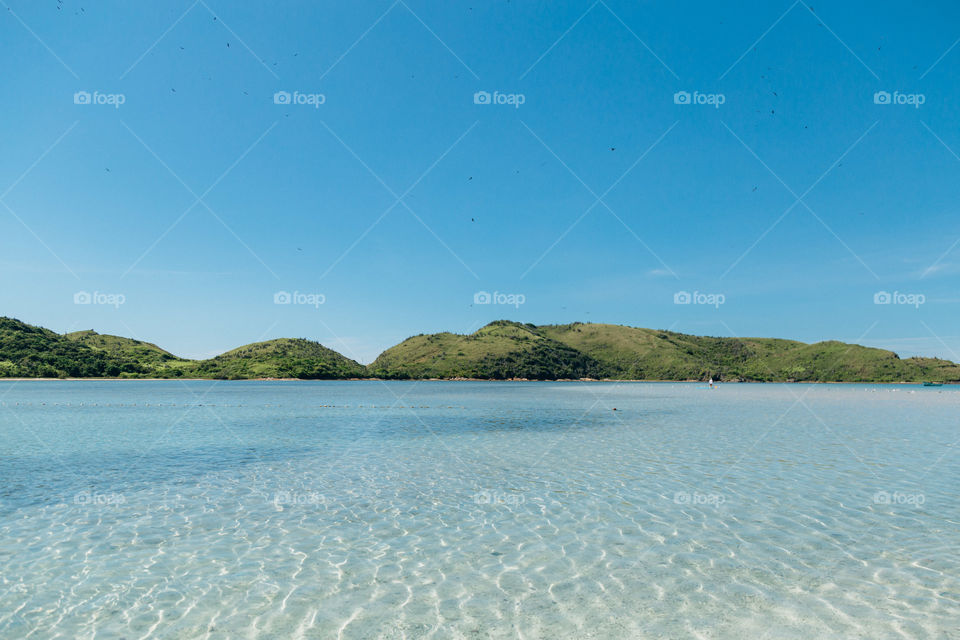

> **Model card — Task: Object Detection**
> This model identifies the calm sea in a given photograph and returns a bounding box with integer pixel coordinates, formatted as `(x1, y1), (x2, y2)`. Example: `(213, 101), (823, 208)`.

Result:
(0, 381), (957, 638)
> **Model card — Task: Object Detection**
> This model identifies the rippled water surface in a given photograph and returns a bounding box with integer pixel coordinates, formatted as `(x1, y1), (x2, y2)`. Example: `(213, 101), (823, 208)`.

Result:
(1, 381), (958, 639)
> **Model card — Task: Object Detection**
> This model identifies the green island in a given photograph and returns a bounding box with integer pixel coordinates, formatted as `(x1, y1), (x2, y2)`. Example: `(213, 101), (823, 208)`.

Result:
(1, 317), (957, 382)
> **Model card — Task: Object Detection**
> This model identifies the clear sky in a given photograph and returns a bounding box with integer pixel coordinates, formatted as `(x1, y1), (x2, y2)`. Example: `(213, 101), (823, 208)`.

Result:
(2, 0), (959, 363)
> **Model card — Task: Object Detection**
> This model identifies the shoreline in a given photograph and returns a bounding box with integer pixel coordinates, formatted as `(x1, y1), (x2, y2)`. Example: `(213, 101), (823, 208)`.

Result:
(0, 377), (951, 385)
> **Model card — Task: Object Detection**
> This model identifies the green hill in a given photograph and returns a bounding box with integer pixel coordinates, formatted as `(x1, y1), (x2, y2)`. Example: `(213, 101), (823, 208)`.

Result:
(538, 323), (796, 380)
(372, 321), (960, 383)
(64, 330), (194, 378)
(191, 338), (365, 380)
(368, 321), (604, 379)
(0, 318), (150, 378)
(0, 318), (363, 380)
(1, 316), (958, 382)
(539, 322), (960, 382)
(65, 330), (178, 363)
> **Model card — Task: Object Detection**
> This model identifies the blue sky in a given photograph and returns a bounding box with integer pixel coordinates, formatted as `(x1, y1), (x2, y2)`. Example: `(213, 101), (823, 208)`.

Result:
(1, 0), (959, 363)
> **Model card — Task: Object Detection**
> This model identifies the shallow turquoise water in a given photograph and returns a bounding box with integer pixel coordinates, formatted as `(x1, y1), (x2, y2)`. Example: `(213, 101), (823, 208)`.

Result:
(0, 381), (958, 639)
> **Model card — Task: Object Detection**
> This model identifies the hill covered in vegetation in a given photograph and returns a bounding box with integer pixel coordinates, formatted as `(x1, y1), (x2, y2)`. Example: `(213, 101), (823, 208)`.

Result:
(367, 321), (604, 380)
(1, 317), (957, 382)
(371, 321), (960, 382)
(0, 318), (363, 380)
(538, 322), (960, 383)
(191, 338), (365, 379)
(0, 319), (151, 378)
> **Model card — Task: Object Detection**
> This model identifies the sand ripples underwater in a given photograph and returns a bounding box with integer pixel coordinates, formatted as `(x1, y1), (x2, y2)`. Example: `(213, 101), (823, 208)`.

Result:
(0, 381), (958, 638)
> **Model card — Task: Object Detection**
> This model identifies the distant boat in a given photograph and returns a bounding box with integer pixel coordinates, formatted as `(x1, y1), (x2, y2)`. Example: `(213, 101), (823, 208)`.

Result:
(922, 382), (943, 387)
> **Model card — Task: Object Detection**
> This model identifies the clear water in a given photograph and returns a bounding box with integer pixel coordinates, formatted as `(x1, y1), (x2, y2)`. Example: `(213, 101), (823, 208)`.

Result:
(0, 381), (958, 639)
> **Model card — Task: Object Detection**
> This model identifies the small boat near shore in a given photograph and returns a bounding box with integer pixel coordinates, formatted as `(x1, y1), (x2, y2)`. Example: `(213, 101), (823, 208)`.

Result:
(922, 381), (944, 387)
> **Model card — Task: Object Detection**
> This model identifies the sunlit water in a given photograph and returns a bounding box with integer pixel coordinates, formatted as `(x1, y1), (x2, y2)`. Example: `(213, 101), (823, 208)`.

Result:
(0, 381), (957, 639)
